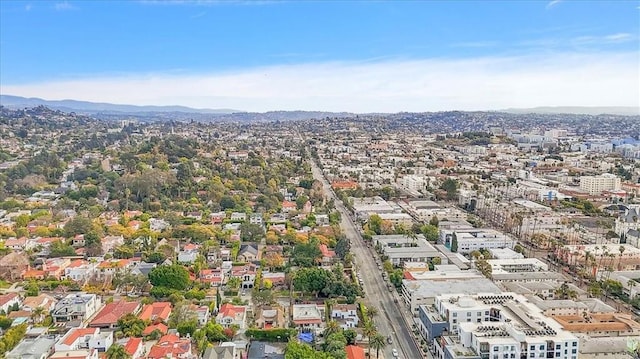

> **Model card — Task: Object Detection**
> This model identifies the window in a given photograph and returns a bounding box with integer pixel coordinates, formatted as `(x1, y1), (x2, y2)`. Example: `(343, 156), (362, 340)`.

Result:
(540, 345), (545, 350)
(467, 312), (472, 317)
(530, 354), (535, 358)
(556, 345), (561, 350)
(572, 342), (577, 347)
(477, 318), (482, 323)
(478, 312), (482, 316)
(571, 349), (577, 354)
(494, 347), (499, 352)
(452, 313), (457, 317)
(485, 311), (490, 315)
(530, 345), (535, 351)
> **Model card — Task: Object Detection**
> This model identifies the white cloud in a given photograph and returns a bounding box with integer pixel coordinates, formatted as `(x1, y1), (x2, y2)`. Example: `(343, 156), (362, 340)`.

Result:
(54, 1), (77, 11)
(1, 52), (638, 113)
(546, 0), (562, 10)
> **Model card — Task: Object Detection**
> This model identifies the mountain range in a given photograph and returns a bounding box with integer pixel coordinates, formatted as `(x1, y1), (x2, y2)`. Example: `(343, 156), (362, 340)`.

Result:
(1, 94), (638, 117)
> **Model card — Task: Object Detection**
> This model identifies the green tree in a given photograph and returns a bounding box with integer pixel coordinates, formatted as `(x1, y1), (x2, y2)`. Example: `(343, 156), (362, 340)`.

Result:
(421, 224), (439, 242)
(285, 340), (333, 359)
(368, 214), (383, 235)
(149, 265), (191, 290)
(369, 333), (387, 358)
(450, 232), (458, 253)
(239, 222), (265, 242)
(293, 267), (330, 297)
(63, 216), (94, 238)
(440, 178), (459, 200)
(117, 313), (147, 337)
(105, 343), (132, 359)
(49, 240), (76, 257)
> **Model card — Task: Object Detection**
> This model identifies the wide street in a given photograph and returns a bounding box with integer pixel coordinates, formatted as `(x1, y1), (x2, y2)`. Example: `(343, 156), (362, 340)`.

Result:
(310, 160), (426, 359)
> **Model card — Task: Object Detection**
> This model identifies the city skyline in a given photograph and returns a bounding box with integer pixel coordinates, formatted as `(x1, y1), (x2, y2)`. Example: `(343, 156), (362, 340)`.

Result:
(0, 0), (638, 112)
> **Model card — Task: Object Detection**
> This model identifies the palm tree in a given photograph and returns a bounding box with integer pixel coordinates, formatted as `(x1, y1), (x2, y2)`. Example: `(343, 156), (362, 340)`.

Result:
(105, 344), (132, 359)
(618, 245), (626, 271)
(363, 321), (377, 344)
(367, 306), (379, 321)
(31, 306), (46, 324)
(369, 333), (387, 358)
(323, 320), (341, 337)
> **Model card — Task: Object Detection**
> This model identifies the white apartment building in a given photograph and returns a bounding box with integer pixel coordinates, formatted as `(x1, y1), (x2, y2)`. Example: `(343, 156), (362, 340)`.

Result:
(440, 228), (516, 254)
(579, 173), (621, 195)
(427, 293), (579, 359)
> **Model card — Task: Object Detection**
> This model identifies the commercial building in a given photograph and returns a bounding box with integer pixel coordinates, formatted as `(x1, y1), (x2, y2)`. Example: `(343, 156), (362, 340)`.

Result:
(579, 173), (621, 195)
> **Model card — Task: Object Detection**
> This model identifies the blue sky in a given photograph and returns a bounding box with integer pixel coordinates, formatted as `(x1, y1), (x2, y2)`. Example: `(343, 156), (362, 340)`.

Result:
(1, 0), (638, 112)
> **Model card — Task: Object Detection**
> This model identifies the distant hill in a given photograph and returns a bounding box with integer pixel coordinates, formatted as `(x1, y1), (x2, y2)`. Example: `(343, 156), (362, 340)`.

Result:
(502, 106), (639, 116)
(0, 95), (238, 114)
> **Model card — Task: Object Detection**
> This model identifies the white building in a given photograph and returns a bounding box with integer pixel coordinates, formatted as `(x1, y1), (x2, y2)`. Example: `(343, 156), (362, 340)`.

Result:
(579, 173), (621, 195)
(427, 293), (579, 359)
(374, 234), (441, 267)
(55, 327), (113, 352)
(440, 228), (516, 254)
(52, 292), (102, 324)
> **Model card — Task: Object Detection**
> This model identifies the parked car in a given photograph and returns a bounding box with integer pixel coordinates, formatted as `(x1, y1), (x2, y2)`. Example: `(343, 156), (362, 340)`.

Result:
(392, 348), (399, 357)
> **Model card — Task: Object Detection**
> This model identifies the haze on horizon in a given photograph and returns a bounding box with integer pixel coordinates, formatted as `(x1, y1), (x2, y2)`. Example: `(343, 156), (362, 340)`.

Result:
(0, 0), (638, 113)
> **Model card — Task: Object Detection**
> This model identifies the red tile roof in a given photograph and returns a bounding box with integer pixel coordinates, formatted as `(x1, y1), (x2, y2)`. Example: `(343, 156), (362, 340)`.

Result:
(142, 323), (168, 336)
(89, 300), (140, 327)
(138, 302), (172, 322)
(346, 345), (366, 359)
(124, 337), (143, 356)
(62, 328), (98, 346)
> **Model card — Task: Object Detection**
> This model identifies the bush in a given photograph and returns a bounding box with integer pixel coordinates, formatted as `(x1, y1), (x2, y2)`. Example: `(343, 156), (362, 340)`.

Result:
(245, 328), (297, 342)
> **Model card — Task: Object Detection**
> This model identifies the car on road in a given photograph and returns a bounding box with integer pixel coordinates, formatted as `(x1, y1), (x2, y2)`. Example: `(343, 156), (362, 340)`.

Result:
(392, 348), (398, 357)
(387, 336), (393, 344)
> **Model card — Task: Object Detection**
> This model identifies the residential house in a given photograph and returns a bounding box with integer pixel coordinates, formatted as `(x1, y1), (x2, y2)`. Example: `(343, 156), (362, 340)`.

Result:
(247, 341), (284, 359)
(0, 292), (21, 313)
(346, 345), (366, 359)
(55, 327), (113, 352)
(210, 211), (227, 225)
(255, 305), (286, 329)
(237, 244), (260, 263)
(130, 261), (157, 277)
(3, 237), (27, 250)
(230, 212), (247, 222)
(178, 245), (199, 264)
(195, 305), (210, 327)
(42, 257), (72, 280)
(200, 268), (225, 287)
(331, 304), (359, 329)
(142, 323), (169, 337)
(122, 337), (145, 359)
(281, 201), (297, 213)
(216, 303), (247, 329)
(138, 302), (172, 323)
(202, 342), (236, 359)
(22, 293), (57, 313)
(88, 300), (141, 328)
(64, 259), (97, 282)
(147, 334), (195, 359)
(292, 304), (325, 334)
(231, 263), (258, 289)
(249, 213), (264, 225)
(5, 336), (57, 359)
(319, 244), (336, 265)
(96, 259), (132, 279)
(262, 271), (286, 288)
(52, 293), (102, 324)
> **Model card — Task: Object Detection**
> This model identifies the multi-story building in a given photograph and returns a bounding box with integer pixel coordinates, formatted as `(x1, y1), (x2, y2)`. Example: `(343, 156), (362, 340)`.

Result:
(439, 228), (516, 254)
(579, 173), (621, 195)
(420, 293), (579, 359)
(374, 234), (441, 267)
(52, 292), (102, 324)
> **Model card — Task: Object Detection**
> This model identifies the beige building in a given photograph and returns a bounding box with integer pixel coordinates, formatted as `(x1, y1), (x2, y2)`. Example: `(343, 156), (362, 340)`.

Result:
(579, 173), (621, 195)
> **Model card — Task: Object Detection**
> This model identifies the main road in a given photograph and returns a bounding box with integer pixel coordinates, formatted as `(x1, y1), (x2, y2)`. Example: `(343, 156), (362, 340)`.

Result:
(310, 159), (426, 359)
